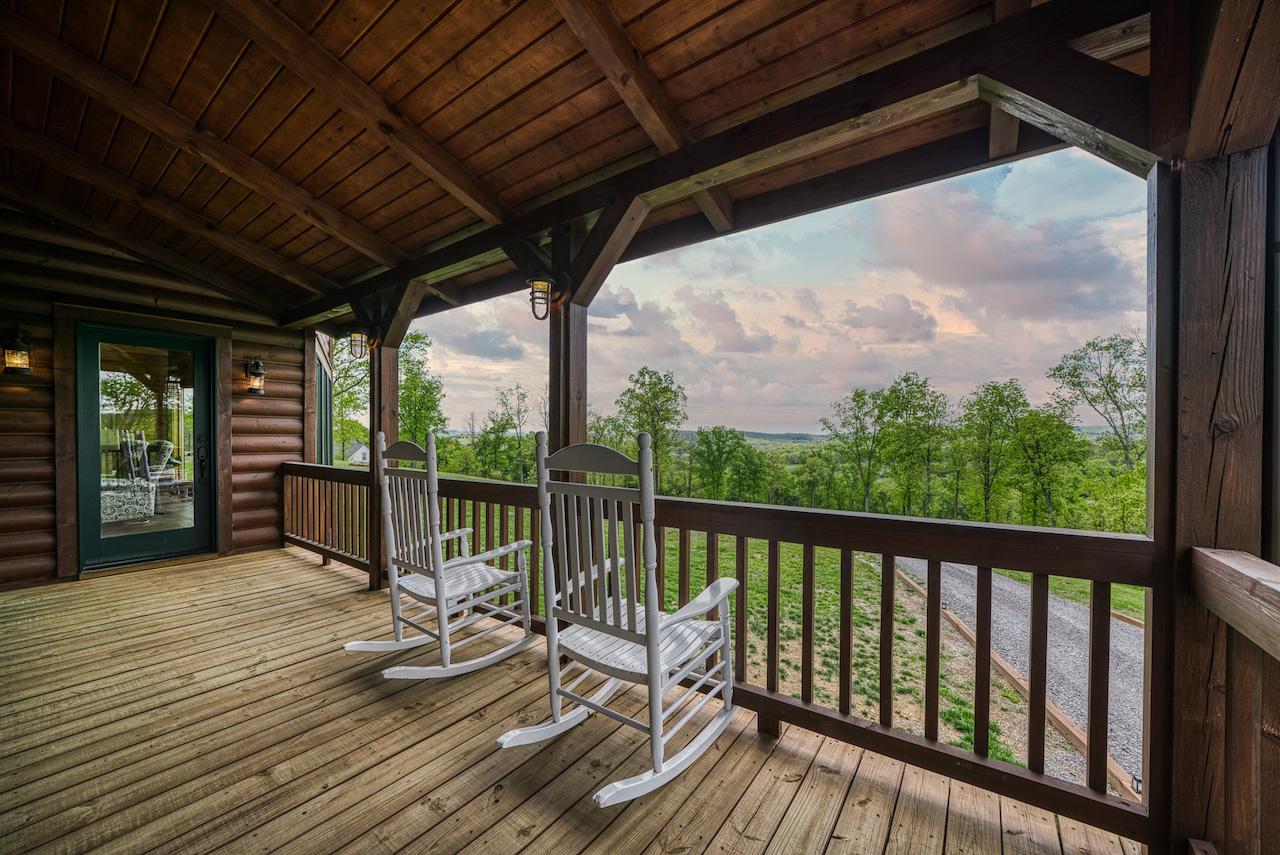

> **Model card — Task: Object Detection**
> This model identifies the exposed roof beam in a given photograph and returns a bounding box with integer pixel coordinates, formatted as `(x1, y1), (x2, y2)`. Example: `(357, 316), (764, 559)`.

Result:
(0, 178), (279, 315)
(0, 12), (409, 268)
(377, 280), (429, 349)
(554, 0), (733, 232)
(201, 0), (510, 225)
(411, 125), (1063, 320)
(1185, 0), (1280, 160)
(0, 236), (226, 294)
(0, 116), (336, 297)
(987, 0), (1030, 158)
(282, 0), (1148, 327)
(979, 45), (1156, 175)
(570, 195), (650, 306)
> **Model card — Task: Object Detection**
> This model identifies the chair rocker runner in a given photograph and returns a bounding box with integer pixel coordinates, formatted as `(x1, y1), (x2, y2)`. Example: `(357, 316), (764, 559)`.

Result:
(497, 432), (738, 807)
(344, 432), (535, 679)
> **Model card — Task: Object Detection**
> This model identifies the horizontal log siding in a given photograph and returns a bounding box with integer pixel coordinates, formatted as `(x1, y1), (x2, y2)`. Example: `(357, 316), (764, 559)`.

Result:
(229, 329), (304, 553)
(0, 296), (55, 588)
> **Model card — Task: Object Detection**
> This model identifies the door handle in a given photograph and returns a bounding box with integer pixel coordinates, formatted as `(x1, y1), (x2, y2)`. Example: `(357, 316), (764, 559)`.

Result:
(196, 434), (209, 481)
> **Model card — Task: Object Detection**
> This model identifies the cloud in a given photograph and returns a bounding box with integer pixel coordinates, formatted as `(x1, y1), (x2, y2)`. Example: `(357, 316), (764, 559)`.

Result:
(839, 292), (937, 343)
(994, 148), (1146, 222)
(866, 183), (1143, 323)
(677, 287), (776, 353)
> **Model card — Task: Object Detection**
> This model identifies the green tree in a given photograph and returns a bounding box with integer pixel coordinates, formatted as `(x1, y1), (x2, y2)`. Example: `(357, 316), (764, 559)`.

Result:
(1048, 333), (1146, 468)
(691, 426), (747, 500)
(881, 372), (947, 516)
(329, 336), (369, 461)
(1013, 405), (1088, 526)
(960, 379), (1028, 522)
(397, 332), (446, 452)
(820, 387), (891, 512)
(496, 383), (533, 482)
(615, 367), (688, 492)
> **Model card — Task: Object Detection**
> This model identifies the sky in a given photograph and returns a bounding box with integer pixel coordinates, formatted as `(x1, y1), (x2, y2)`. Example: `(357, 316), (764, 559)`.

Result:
(410, 148), (1148, 434)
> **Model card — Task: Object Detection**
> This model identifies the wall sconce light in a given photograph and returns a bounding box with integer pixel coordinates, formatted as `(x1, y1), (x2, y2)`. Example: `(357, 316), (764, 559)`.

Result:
(3, 327), (32, 374)
(349, 330), (370, 359)
(528, 274), (558, 320)
(245, 356), (267, 395)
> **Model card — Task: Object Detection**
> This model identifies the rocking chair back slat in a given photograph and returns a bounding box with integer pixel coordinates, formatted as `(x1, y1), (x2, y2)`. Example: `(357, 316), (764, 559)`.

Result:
(537, 436), (651, 642)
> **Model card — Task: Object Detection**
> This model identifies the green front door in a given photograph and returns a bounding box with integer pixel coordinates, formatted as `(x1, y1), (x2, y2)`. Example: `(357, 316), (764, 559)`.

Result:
(76, 323), (216, 570)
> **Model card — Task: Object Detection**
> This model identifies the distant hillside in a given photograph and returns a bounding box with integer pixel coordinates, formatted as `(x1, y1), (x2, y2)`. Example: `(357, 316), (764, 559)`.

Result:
(677, 429), (822, 445)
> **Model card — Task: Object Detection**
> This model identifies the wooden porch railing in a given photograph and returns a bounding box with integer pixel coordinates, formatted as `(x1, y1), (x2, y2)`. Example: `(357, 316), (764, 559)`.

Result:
(277, 464), (1157, 842)
(280, 462), (371, 572)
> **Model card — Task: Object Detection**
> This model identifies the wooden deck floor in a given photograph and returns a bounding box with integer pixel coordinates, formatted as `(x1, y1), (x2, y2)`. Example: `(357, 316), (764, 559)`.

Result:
(0, 548), (1139, 854)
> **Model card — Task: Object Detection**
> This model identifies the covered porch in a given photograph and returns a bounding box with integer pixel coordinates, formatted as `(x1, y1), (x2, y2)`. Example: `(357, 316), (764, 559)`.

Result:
(0, 548), (1140, 854)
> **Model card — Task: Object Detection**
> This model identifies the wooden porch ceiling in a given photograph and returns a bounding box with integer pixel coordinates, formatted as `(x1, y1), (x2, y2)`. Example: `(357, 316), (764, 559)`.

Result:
(0, 0), (1153, 328)
(0, 547), (1142, 853)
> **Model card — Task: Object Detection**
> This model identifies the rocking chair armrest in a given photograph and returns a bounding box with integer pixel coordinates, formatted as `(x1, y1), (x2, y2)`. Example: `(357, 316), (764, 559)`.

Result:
(660, 578), (738, 629)
(439, 527), (472, 542)
(445, 539), (533, 567)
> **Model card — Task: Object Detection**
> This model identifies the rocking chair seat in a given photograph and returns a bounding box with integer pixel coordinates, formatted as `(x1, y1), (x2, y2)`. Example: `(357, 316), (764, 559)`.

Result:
(398, 563), (518, 603)
(559, 603), (721, 681)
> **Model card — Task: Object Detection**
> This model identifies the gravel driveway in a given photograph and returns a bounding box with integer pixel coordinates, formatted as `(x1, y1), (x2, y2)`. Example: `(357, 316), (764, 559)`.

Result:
(895, 557), (1145, 784)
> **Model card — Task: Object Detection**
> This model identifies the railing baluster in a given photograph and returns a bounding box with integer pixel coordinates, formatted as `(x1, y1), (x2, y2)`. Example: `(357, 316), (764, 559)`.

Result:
(678, 528), (690, 607)
(471, 499), (479, 556)
(880, 553), (895, 727)
(925, 559), (941, 741)
(500, 503), (509, 569)
(1088, 580), (1111, 792)
(445, 495), (454, 559)
(1028, 572), (1049, 773)
(801, 543), (815, 704)
(839, 548), (852, 716)
(529, 507), (540, 612)
(974, 565), (993, 757)
(706, 531), (720, 667)
(762, 539), (780, 736)
(735, 536), (747, 684)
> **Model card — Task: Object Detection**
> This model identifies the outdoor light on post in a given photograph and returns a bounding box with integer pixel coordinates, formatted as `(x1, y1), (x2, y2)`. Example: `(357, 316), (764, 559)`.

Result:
(528, 274), (557, 320)
(349, 330), (370, 359)
(3, 327), (32, 374)
(245, 356), (267, 395)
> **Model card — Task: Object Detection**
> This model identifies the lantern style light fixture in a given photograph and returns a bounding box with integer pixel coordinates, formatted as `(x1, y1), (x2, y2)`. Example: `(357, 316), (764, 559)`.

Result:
(528, 274), (557, 321)
(3, 327), (32, 374)
(349, 330), (370, 359)
(245, 356), (267, 395)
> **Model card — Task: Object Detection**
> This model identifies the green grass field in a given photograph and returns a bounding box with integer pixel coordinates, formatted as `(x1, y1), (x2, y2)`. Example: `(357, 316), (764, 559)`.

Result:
(992, 568), (1146, 621)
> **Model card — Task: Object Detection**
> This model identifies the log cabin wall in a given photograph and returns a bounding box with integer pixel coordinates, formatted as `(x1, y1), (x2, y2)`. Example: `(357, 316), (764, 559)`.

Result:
(0, 293), (56, 588)
(0, 277), (304, 591)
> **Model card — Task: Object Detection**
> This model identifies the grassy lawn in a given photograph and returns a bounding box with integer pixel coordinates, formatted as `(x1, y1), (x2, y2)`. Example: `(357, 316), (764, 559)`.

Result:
(992, 568), (1146, 622)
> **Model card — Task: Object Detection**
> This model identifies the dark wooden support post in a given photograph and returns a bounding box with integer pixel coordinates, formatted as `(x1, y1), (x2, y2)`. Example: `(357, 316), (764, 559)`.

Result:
(548, 300), (587, 453)
(1168, 147), (1269, 850)
(366, 343), (398, 590)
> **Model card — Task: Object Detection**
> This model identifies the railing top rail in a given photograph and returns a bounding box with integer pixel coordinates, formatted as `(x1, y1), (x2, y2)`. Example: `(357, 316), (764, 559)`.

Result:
(1191, 547), (1280, 661)
(281, 461), (370, 486)
(435, 475), (1153, 584)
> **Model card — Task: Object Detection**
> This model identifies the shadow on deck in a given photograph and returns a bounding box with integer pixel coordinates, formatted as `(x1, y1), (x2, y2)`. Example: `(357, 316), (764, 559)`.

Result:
(0, 548), (1138, 854)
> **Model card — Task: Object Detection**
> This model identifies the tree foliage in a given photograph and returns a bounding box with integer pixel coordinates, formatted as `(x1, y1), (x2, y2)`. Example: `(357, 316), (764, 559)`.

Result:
(1048, 333), (1146, 468)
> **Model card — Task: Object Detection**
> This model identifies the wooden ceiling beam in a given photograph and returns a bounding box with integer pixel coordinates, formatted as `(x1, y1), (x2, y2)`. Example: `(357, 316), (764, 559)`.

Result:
(988, 0), (1031, 158)
(554, 0), (733, 232)
(570, 195), (650, 307)
(0, 12), (409, 268)
(201, 0), (510, 225)
(1185, 0), (1280, 160)
(412, 125), (1062, 320)
(377, 280), (429, 349)
(0, 116), (336, 297)
(0, 178), (279, 315)
(283, 0), (1147, 327)
(979, 44), (1156, 176)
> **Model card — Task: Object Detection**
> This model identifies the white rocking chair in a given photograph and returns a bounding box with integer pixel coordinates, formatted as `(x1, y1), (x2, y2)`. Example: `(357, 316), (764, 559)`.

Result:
(344, 431), (536, 679)
(497, 431), (737, 807)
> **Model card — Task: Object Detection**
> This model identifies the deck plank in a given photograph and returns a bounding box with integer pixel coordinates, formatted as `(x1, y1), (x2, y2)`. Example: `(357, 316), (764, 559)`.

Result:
(885, 766), (951, 855)
(0, 548), (1139, 855)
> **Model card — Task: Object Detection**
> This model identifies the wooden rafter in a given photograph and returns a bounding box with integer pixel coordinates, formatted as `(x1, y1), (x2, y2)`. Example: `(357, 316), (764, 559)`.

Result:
(378, 280), (429, 349)
(0, 116), (337, 297)
(570, 195), (650, 306)
(553, 0), (733, 232)
(0, 178), (279, 315)
(0, 12), (409, 268)
(202, 0), (510, 226)
(979, 45), (1156, 176)
(987, 0), (1030, 158)
(1185, 0), (1280, 160)
(283, 0), (1148, 327)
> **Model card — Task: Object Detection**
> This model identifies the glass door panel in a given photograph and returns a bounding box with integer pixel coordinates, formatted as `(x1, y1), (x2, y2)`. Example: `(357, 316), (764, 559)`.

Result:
(78, 325), (215, 569)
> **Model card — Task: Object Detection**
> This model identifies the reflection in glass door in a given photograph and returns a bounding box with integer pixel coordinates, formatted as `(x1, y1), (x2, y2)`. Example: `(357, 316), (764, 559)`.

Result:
(77, 324), (215, 569)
